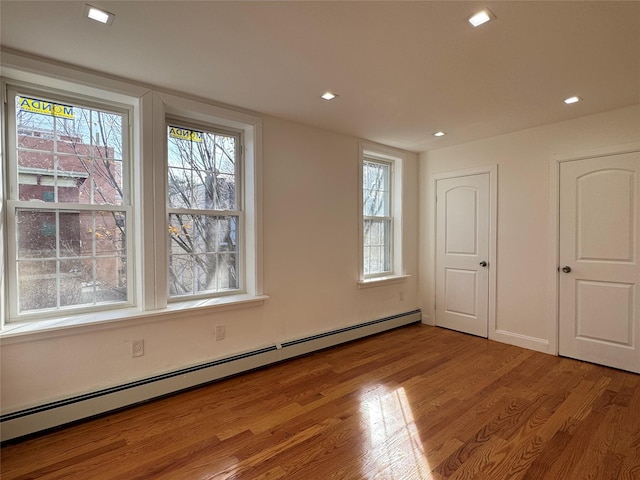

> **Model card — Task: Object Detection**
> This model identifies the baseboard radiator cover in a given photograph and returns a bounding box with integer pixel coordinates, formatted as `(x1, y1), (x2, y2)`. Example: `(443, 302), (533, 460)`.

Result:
(1, 309), (421, 442)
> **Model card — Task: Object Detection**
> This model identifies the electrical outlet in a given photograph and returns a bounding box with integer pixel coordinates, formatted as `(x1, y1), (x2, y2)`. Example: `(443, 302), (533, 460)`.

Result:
(215, 325), (225, 341)
(132, 339), (144, 357)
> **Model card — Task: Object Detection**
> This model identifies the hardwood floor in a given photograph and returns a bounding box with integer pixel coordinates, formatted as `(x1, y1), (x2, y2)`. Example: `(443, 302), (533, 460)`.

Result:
(2, 324), (639, 479)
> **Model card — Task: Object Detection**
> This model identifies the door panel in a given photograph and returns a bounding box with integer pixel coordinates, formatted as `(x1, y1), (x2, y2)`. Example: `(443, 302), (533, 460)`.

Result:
(576, 280), (633, 345)
(559, 152), (640, 373)
(436, 174), (489, 337)
(577, 169), (634, 261)
(444, 187), (478, 255)
(444, 268), (477, 316)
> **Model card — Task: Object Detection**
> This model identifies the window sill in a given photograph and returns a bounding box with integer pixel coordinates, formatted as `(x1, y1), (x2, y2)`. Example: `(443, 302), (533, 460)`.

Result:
(358, 274), (410, 288)
(0, 294), (269, 344)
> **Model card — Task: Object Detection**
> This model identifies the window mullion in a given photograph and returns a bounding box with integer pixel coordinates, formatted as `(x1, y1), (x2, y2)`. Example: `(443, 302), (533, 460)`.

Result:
(8, 200), (125, 212)
(168, 207), (241, 216)
(55, 210), (61, 308)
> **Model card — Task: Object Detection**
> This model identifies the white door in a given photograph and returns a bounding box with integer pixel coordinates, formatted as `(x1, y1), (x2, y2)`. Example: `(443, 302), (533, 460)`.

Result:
(436, 173), (490, 337)
(559, 151), (640, 373)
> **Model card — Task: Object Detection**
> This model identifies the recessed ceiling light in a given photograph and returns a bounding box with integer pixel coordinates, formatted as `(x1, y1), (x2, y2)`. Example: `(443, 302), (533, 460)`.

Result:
(468, 9), (495, 27)
(84, 4), (114, 25)
(564, 96), (582, 104)
(433, 131), (446, 137)
(321, 92), (338, 101)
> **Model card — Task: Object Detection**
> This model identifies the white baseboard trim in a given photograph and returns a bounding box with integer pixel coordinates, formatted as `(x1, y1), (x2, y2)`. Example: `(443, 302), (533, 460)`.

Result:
(1, 309), (421, 442)
(491, 329), (551, 354)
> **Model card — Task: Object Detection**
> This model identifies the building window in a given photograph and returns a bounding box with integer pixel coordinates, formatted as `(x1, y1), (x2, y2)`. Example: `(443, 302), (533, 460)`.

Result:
(167, 123), (241, 298)
(363, 159), (392, 276)
(7, 89), (130, 318)
(360, 145), (404, 283)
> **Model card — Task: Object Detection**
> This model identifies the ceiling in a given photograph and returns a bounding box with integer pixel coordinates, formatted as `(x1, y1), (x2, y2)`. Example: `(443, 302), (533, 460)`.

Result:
(1, 1), (639, 152)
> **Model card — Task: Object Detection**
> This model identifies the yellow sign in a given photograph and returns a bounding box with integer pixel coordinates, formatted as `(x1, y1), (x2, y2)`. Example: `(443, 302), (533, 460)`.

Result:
(19, 97), (74, 119)
(169, 126), (203, 143)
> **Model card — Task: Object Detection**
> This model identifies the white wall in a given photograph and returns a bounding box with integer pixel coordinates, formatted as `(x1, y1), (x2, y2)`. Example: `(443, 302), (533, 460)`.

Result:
(1, 108), (419, 414)
(262, 118), (419, 340)
(419, 104), (640, 353)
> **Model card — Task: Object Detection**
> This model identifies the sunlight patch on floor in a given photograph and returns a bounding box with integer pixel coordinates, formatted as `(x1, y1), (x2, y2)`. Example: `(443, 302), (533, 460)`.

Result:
(360, 386), (433, 479)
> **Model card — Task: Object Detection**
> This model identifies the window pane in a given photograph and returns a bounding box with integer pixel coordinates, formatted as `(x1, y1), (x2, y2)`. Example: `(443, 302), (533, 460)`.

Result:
(92, 211), (127, 256)
(206, 253), (239, 291)
(169, 214), (239, 296)
(56, 162), (90, 203)
(59, 258), (84, 307)
(167, 125), (237, 211)
(364, 218), (391, 275)
(18, 260), (58, 312)
(17, 210), (58, 258)
(17, 110), (54, 151)
(18, 150), (54, 186)
(193, 253), (237, 293)
(93, 111), (124, 161)
(93, 256), (128, 303)
(363, 161), (390, 217)
(59, 211), (83, 257)
(168, 255), (193, 296)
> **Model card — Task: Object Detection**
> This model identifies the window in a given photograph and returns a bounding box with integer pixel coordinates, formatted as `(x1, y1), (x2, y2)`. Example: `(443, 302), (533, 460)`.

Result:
(360, 145), (405, 283)
(363, 159), (392, 276)
(167, 122), (241, 298)
(6, 89), (131, 318)
(1, 69), (264, 330)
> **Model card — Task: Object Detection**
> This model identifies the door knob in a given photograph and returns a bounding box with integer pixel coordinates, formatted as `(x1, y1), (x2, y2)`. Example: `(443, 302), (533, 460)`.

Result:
(562, 266), (572, 273)
(479, 261), (488, 267)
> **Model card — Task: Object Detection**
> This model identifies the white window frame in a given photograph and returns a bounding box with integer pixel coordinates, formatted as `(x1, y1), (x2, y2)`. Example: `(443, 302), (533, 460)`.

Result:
(4, 83), (134, 321)
(0, 55), (265, 335)
(358, 143), (407, 286)
(165, 117), (244, 299)
(363, 157), (393, 277)
(152, 91), (264, 312)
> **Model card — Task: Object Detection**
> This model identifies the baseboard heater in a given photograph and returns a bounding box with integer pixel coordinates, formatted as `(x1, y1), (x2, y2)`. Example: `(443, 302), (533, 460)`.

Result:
(1, 309), (421, 442)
